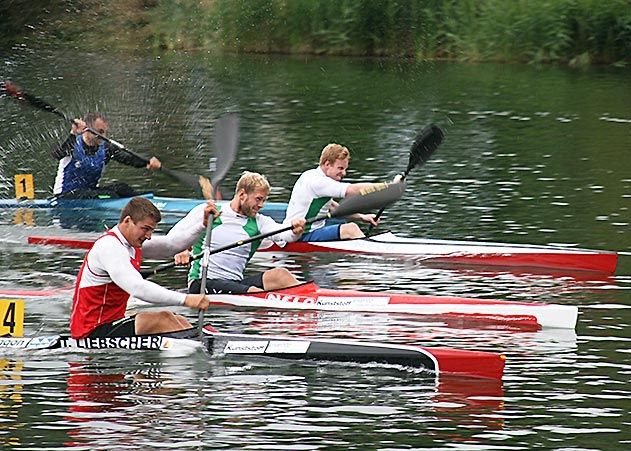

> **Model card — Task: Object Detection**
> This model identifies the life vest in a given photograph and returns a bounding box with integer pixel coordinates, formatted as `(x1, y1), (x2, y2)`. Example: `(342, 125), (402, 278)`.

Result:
(70, 231), (142, 338)
(59, 135), (107, 192)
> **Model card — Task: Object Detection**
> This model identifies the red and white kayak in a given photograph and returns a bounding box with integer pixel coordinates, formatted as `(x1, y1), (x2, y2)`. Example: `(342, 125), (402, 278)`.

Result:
(202, 326), (505, 380)
(206, 281), (577, 329)
(260, 231), (617, 274)
(26, 230), (617, 274)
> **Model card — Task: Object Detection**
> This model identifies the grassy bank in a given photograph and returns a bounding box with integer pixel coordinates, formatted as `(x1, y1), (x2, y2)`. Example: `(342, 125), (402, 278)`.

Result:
(207, 0), (630, 66)
(3, 0), (629, 66)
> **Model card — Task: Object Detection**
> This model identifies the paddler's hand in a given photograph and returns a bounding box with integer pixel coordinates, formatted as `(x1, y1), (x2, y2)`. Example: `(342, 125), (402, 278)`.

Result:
(71, 119), (87, 135)
(358, 213), (379, 226)
(147, 156), (162, 170)
(184, 294), (209, 310)
(392, 174), (403, 183)
(174, 250), (191, 266)
(291, 218), (306, 236)
(203, 200), (220, 227)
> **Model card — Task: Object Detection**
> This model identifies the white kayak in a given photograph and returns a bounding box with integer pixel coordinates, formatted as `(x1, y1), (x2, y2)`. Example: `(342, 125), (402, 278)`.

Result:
(204, 281), (578, 329)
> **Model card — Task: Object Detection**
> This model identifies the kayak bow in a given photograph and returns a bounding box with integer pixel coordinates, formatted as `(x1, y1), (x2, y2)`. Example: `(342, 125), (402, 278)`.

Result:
(203, 326), (505, 380)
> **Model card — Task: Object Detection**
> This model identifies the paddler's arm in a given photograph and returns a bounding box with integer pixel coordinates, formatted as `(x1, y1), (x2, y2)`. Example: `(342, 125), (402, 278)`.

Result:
(344, 212), (378, 226)
(142, 201), (219, 259)
(109, 145), (162, 170)
(93, 237), (186, 306)
(105, 249), (207, 310)
(259, 215), (305, 245)
(51, 134), (76, 160)
(344, 181), (390, 197)
(327, 199), (376, 224)
(340, 179), (396, 225)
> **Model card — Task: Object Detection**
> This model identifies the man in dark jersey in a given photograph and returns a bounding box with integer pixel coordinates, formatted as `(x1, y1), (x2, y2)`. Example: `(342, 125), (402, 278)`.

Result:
(52, 112), (162, 198)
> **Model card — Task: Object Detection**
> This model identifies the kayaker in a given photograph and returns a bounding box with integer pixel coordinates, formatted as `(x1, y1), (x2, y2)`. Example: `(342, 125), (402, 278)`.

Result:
(283, 143), (401, 242)
(180, 171), (306, 294)
(70, 196), (218, 339)
(52, 112), (162, 198)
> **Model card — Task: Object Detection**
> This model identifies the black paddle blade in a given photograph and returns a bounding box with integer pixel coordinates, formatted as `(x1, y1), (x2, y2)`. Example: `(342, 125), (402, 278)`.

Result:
(332, 181), (406, 218)
(407, 124), (444, 174)
(210, 113), (239, 190)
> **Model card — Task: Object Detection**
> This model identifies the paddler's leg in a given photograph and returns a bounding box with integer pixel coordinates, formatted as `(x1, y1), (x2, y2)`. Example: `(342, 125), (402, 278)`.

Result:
(134, 310), (192, 335)
(339, 223), (365, 240)
(261, 268), (301, 291)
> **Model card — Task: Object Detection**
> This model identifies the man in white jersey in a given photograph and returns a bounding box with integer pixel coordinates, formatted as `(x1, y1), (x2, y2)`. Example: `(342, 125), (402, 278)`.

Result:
(181, 171), (306, 294)
(283, 143), (398, 242)
(70, 197), (217, 339)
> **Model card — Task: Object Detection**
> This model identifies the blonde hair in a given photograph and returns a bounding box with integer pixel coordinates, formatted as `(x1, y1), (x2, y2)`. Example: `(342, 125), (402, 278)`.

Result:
(235, 171), (270, 194)
(319, 143), (350, 166)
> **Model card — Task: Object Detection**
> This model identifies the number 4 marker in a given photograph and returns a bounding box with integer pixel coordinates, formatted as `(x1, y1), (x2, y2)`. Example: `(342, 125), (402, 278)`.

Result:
(0, 299), (25, 337)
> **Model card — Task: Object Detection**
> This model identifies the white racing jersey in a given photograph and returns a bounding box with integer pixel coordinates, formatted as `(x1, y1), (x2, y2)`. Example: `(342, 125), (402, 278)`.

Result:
(283, 166), (349, 235)
(188, 203), (298, 282)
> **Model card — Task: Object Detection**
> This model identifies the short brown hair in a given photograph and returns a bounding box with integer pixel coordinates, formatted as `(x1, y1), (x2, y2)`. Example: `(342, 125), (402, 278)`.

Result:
(119, 197), (162, 223)
(84, 112), (109, 128)
(319, 143), (350, 166)
(235, 171), (270, 194)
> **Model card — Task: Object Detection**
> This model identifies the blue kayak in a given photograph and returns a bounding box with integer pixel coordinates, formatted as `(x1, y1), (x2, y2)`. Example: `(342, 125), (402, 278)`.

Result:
(0, 193), (289, 221)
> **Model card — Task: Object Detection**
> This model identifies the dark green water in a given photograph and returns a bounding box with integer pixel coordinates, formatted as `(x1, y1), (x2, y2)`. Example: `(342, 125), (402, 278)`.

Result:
(0, 48), (630, 449)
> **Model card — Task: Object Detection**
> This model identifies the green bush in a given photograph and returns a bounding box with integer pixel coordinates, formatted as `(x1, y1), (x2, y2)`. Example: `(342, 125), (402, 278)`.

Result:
(8, 0), (628, 65)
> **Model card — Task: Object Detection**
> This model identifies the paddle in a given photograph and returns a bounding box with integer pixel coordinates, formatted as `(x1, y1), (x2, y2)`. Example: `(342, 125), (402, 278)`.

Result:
(197, 113), (239, 333)
(367, 124), (444, 234)
(1, 80), (213, 199)
(140, 181), (406, 278)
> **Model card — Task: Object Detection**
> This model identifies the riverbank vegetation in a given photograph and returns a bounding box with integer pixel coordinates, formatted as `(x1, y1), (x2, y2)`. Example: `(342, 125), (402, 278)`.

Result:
(2, 0), (629, 66)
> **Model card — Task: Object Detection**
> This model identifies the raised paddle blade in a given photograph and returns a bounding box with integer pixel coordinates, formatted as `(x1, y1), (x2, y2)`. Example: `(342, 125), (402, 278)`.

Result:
(210, 113), (239, 192)
(198, 113), (239, 332)
(367, 124), (444, 235)
(331, 181), (406, 219)
(1, 80), (68, 120)
(406, 124), (444, 175)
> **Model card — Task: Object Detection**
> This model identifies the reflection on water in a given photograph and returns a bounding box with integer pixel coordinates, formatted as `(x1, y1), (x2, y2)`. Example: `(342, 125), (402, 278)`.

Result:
(0, 359), (23, 448)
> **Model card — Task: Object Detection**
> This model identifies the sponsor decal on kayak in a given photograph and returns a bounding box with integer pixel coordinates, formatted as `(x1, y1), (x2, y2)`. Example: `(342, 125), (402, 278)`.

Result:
(28, 336), (59, 348)
(0, 335), (59, 349)
(266, 340), (310, 354)
(60, 335), (166, 350)
(0, 337), (30, 348)
(266, 293), (390, 307)
(151, 201), (167, 209)
(224, 340), (311, 354)
(224, 340), (268, 353)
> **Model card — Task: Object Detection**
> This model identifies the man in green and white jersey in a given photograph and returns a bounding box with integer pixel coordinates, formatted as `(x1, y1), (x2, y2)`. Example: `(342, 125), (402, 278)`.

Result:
(184, 171), (306, 294)
(283, 143), (399, 242)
